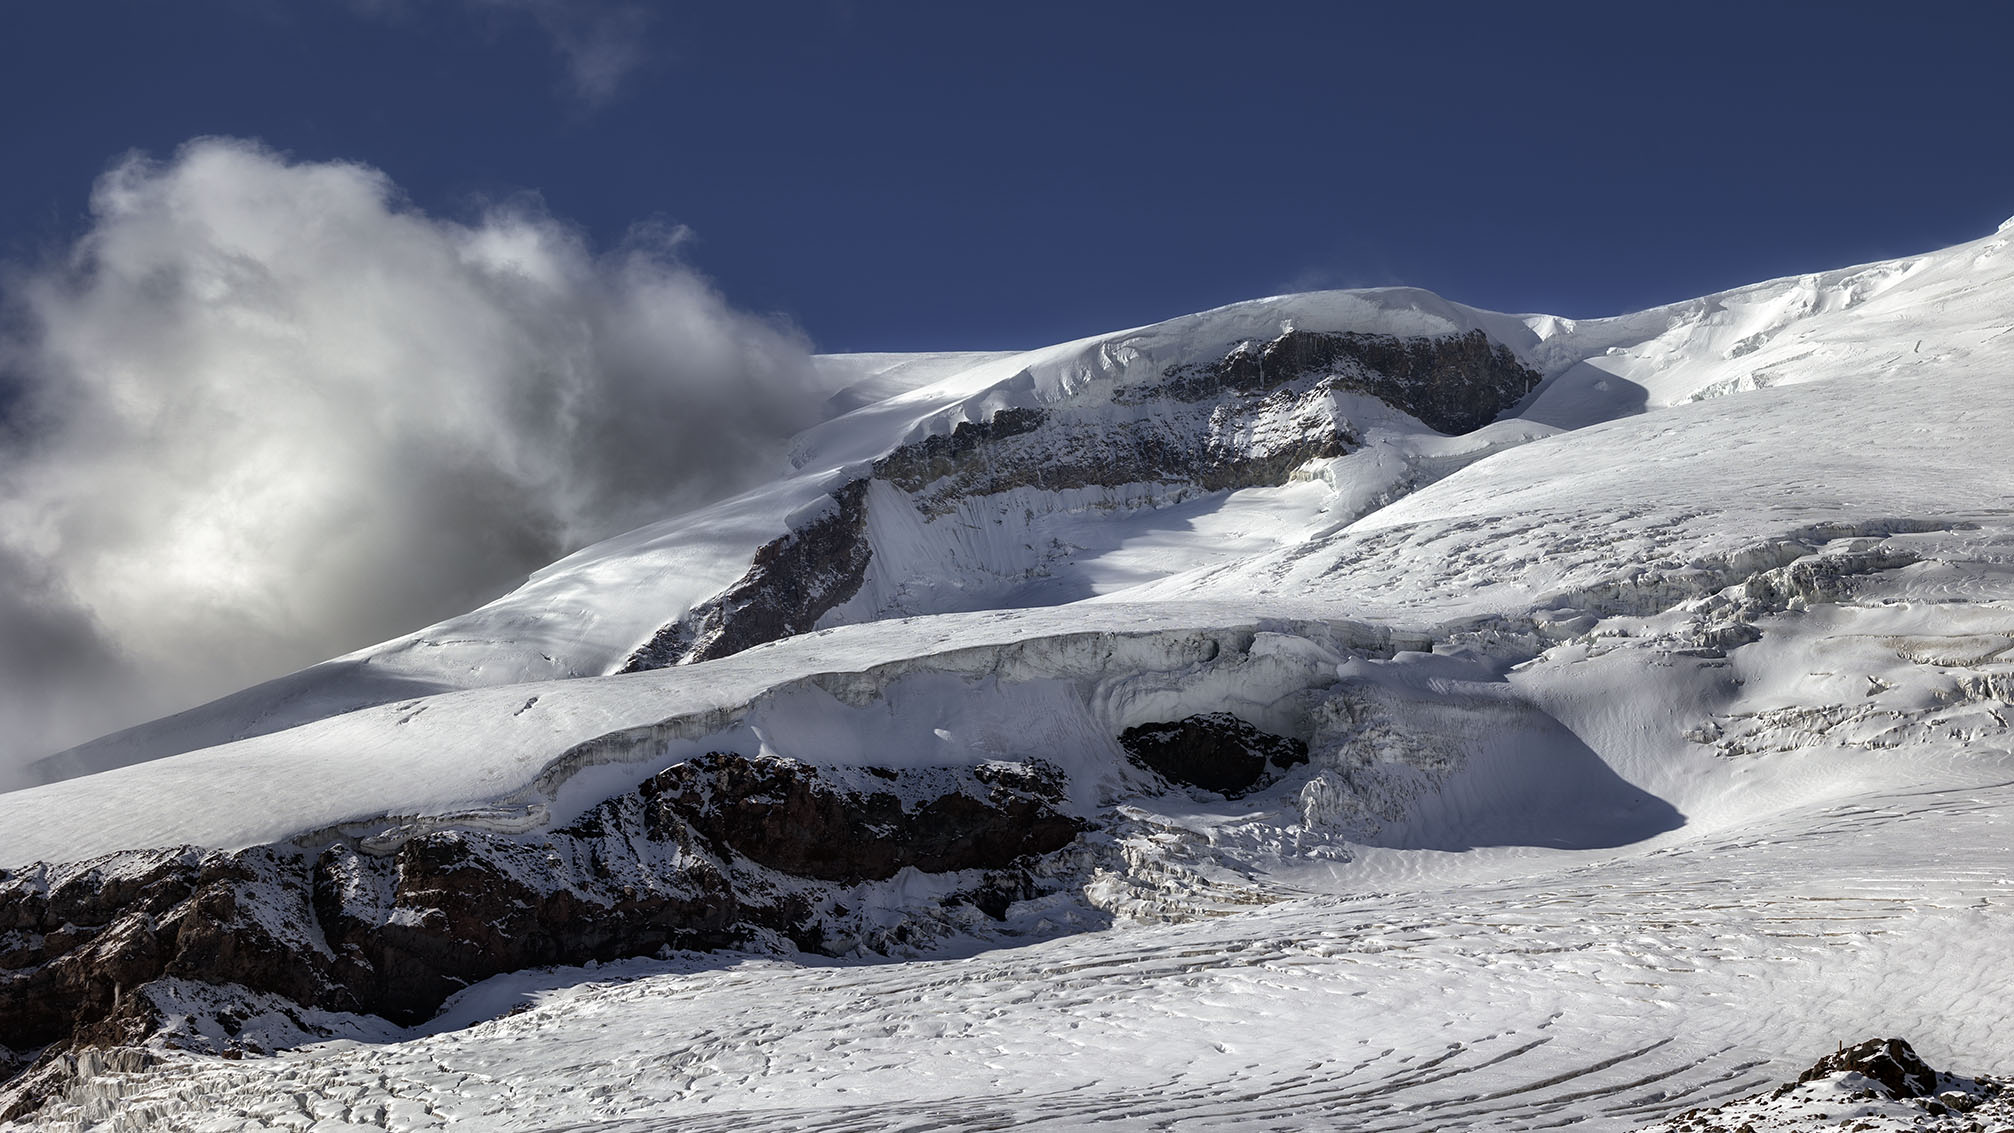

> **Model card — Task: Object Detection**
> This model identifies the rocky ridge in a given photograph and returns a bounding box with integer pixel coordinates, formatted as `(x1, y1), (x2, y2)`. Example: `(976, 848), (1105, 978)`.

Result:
(1141, 326), (1539, 434)
(0, 754), (1086, 1121)
(619, 327), (1538, 671)
(0, 609), (1529, 1121)
(1639, 1038), (2012, 1132)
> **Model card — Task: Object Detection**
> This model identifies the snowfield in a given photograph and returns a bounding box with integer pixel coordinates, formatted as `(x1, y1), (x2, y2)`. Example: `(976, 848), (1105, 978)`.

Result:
(3, 219), (2012, 1130)
(27, 770), (2014, 1131)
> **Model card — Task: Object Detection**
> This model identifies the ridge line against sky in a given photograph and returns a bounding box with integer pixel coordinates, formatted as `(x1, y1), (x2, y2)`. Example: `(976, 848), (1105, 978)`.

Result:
(0, 1), (2011, 780)
(3, 1), (2013, 354)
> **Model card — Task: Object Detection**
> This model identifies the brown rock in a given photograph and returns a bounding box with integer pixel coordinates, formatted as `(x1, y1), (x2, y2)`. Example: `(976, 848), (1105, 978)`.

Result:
(1798, 1037), (1940, 1098)
(1, 751), (1087, 1113)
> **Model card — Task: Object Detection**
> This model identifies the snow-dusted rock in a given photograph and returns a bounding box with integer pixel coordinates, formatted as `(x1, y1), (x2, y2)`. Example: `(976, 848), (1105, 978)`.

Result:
(1639, 1038), (2012, 1132)
(0, 751), (1090, 1121)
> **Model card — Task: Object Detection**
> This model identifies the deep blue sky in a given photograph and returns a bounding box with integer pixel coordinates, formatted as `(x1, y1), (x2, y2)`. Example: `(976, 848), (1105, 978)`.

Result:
(4, 1), (2012, 353)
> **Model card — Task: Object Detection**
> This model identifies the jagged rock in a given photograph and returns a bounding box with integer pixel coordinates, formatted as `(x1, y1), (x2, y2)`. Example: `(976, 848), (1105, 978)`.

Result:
(309, 816), (746, 1024)
(622, 330), (1530, 672)
(1795, 1037), (1939, 1099)
(1639, 1037), (2011, 1132)
(1120, 713), (1309, 797)
(879, 404), (1353, 514)
(0, 846), (326, 1058)
(623, 477), (874, 670)
(647, 754), (1083, 883)
(1152, 328), (1541, 434)
(0, 753), (1086, 1110)
(872, 406), (1050, 493)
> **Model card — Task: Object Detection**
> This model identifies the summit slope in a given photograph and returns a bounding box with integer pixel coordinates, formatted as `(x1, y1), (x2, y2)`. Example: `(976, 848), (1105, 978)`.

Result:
(36, 216), (2014, 786)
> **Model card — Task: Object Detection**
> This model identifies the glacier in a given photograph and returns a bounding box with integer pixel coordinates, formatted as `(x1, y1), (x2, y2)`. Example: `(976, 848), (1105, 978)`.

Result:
(1, 218), (2011, 1130)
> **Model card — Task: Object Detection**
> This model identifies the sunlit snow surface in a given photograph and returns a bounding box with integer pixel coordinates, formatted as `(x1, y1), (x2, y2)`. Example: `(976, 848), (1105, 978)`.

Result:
(28, 768), (2014, 1130)
(8, 224), (2014, 1129)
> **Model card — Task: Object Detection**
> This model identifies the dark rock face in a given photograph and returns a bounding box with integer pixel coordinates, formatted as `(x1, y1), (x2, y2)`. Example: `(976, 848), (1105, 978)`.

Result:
(1154, 328), (1541, 435)
(867, 397), (1349, 507)
(877, 408), (1353, 515)
(872, 406), (1050, 494)
(622, 478), (874, 671)
(1120, 713), (1309, 797)
(1797, 1037), (1940, 1098)
(652, 754), (1083, 883)
(622, 330), (1530, 672)
(0, 754), (1084, 1115)
(0, 846), (328, 1120)
(0, 846), (326, 1057)
(1651, 1037), (2009, 1131)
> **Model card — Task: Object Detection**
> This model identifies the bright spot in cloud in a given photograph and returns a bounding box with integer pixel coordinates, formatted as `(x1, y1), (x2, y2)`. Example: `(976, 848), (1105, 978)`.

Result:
(0, 137), (820, 781)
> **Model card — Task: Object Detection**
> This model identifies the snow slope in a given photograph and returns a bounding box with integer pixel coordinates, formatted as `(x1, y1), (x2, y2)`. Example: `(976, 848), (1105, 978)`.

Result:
(36, 222), (2014, 784)
(4, 220), (2013, 1131)
(27, 767), (2013, 1131)
(5, 360), (2007, 867)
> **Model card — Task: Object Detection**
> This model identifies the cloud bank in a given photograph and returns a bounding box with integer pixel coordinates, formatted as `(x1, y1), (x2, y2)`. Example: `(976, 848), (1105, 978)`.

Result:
(0, 138), (819, 783)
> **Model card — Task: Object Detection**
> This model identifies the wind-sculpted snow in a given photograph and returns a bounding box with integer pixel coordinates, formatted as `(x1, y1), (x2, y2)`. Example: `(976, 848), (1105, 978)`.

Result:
(1524, 221), (2014, 424)
(1129, 367), (2013, 634)
(4, 222), (2014, 1128)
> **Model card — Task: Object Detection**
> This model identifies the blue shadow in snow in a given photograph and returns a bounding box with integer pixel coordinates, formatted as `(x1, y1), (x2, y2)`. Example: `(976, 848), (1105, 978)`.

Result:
(1362, 712), (1685, 853)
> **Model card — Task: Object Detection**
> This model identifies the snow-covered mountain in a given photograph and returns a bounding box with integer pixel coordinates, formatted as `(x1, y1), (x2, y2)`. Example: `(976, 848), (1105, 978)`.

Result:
(3, 218), (2011, 1130)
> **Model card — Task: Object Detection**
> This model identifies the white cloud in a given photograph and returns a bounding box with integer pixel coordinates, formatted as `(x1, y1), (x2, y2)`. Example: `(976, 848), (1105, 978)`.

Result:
(0, 138), (819, 780)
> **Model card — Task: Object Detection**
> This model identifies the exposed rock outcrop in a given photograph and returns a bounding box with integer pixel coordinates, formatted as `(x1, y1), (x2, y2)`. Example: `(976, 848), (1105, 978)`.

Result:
(871, 406), (1051, 494)
(1796, 1037), (1940, 1099)
(1149, 328), (1542, 435)
(1639, 1037), (2011, 1132)
(0, 754), (1084, 1119)
(651, 754), (1083, 883)
(875, 404), (1354, 515)
(1120, 713), (1309, 798)
(622, 329), (1534, 671)
(621, 478), (874, 671)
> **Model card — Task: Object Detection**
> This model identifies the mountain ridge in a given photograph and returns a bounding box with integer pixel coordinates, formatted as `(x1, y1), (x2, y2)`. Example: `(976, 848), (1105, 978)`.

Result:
(33, 216), (2012, 789)
(4, 220), (2011, 1130)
